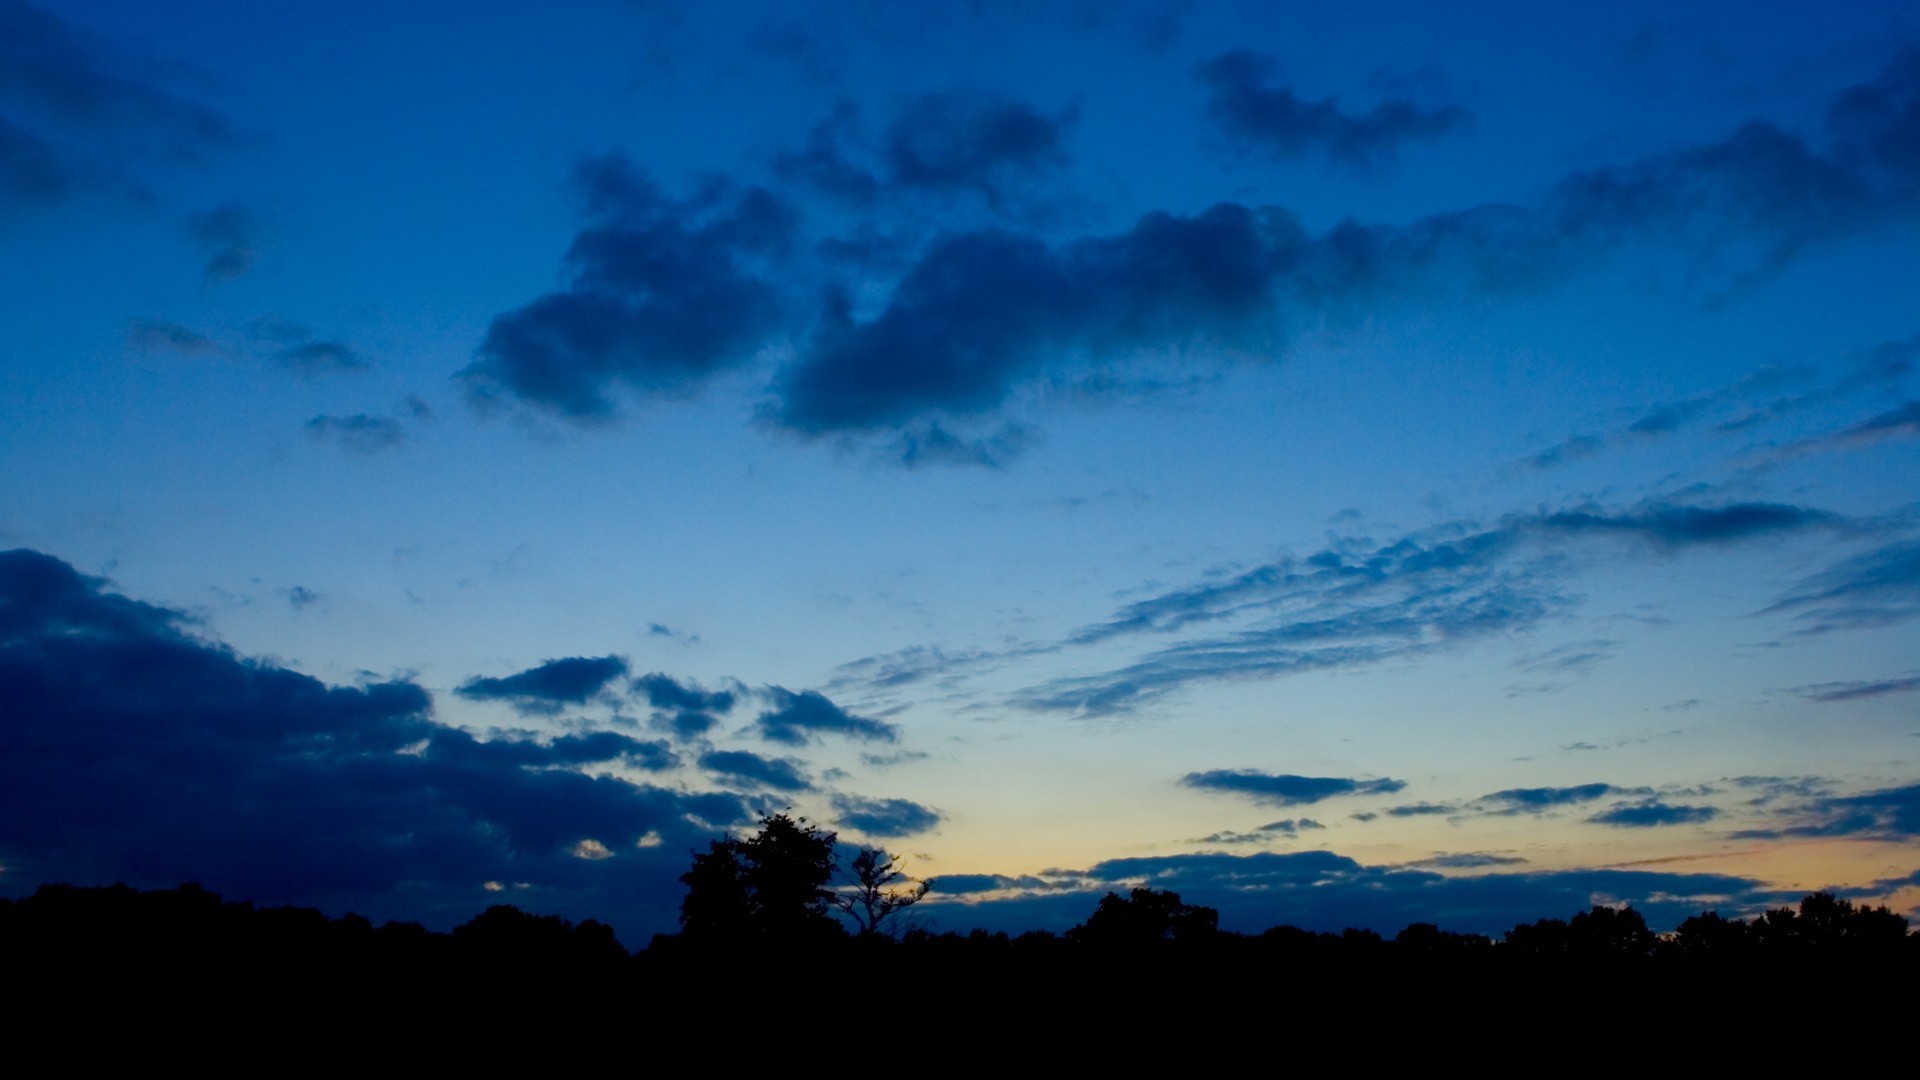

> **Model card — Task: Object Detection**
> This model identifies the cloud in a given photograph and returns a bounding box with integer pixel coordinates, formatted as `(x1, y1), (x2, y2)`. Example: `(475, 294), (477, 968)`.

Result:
(1537, 503), (1840, 547)
(1733, 783), (1920, 840)
(1402, 853), (1528, 869)
(455, 655), (631, 715)
(776, 91), (1073, 210)
(830, 794), (942, 838)
(305, 414), (407, 454)
(1198, 50), (1471, 170)
(0, 548), (753, 937)
(1525, 434), (1605, 469)
(1385, 802), (1458, 817)
(755, 686), (898, 745)
(126, 318), (220, 357)
(770, 202), (1287, 434)
(631, 671), (733, 739)
(882, 91), (1072, 198)
(1478, 783), (1617, 812)
(1016, 498), (1843, 715)
(454, 52), (1920, 458)
(460, 154), (794, 420)
(1791, 675), (1920, 702)
(0, 1), (239, 212)
(277, 340), (368, 376)
(1529, 334), (1917, 468)
(1589, 802), (1718, 827)
(280, 585), (321, 610)
(186, 201), (255, 281)
(1182, 770), (1406, 807)
(697, 749), (812, 793)
(1762, 539), (1920, 634)
(1195, 818), (1324, 844)
(928, 849), (1776, 937)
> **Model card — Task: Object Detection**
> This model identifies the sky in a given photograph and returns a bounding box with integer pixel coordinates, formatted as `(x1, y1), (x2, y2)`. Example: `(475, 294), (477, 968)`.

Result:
(2, 0), (1917, 943)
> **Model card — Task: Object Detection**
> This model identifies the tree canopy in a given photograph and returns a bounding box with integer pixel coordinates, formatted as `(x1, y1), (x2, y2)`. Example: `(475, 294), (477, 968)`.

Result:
(677, 812), (843, 944)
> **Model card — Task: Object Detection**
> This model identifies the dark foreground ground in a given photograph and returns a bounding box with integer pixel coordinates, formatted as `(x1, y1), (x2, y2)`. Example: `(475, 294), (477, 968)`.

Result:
(6, 882), (1911, 1064)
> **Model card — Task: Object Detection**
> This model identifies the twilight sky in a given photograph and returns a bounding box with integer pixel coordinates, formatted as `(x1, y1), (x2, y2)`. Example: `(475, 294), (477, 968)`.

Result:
(3, 0), (1917, 941)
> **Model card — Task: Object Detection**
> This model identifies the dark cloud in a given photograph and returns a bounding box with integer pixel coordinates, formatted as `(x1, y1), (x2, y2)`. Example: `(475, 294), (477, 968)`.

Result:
(644, 622), (700, 646)
(1589, 802), (1718, 827)
(460, 52), (1920, 457)
(893, 420), (1036, 470)
(1182, 770), (1406, 807)
(632, 671), (734, 740)
(773, 101), (880, 203)
(185, 201), (255, 281)
(1385, 802), (1458, 817)
(305, 414), (406, 454)
(1762, 539), (1920, 634)
(277, 340), (368, 376)
(882, 91), (1071, 198)
(1524, 434), (1605, 469)
(1733, 783), (1920, 840)
(831, 794), (941, 838)
(1795, 400), (1920, 453)
(755, 686), (898, 745)
(1791, 675), (1920, 702)
(1536, 503), (1839, 547)
(432, 728), (679, 773)
(0, 548), (752, 937)
(125, 318), (219, 357)
(455, 655), (631, 716)
(0, 1), (239, 212)
(697, 749), (812, 793)
(1195, 818), (1324, 844)
(1198, 50), (1471, 170)
(1018, 499), (1842, 715)
(776, 91), (1073, 210)
(280, 586), (321, 610)
(771, 202), (1287, 434)
(927, 850), (1776, 937)
(460, 154), (794, 420)
(1478, 784), (1616, 812)
(1403, 853), (1528, 869)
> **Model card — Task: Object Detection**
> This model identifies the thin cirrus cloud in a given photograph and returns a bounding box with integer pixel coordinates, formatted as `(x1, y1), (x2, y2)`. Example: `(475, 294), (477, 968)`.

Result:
(1760, 538), (1920, 635)
(1197, 49), (1472, 170)
(1790, 675), (1920, 702)
(1015, 499), (1849, 715)
(461, 50), (1920, 463)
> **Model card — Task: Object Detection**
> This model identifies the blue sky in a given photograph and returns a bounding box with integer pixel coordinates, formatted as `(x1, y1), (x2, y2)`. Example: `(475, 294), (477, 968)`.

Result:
(2, 0), (1917, 942)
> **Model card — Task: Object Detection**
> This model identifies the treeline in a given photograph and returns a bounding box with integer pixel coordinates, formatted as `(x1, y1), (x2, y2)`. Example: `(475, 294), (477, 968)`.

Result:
(6, 879), (1912, 976)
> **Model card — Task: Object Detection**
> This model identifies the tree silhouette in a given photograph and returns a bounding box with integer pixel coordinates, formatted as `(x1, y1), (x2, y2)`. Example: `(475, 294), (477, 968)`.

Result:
(678, 812), (843, 944)
(1068, 887), (1218, 946)
(831, 847), (930, 937)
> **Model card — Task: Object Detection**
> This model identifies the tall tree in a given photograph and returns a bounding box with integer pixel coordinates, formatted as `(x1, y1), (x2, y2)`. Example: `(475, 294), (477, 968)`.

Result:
(678, 813), (842, 944)
(831, 847), (930, 937)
